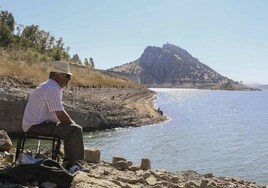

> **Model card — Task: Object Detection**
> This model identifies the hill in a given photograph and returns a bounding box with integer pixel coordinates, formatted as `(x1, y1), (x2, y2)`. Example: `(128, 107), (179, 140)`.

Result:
(256, 84), (268, 90)
(109, 43), (255, 90)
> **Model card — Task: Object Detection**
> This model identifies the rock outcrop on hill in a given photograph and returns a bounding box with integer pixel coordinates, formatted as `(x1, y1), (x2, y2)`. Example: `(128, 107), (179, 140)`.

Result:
(109, 43), (254, 90)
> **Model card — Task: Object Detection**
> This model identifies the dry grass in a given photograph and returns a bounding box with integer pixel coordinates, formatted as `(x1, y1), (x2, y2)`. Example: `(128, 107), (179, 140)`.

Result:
(0, 49), (140, 88)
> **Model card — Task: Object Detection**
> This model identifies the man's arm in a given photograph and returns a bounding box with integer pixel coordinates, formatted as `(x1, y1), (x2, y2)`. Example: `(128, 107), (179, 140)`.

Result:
(55, 110), (75, 124)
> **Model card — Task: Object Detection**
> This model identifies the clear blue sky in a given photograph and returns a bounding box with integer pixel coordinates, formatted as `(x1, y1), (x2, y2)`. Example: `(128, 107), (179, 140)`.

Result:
(1, 0), (268, 84)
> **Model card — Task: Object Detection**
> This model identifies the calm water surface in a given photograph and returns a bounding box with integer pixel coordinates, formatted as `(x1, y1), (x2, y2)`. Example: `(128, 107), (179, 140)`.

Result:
(84, 89), (268, 185)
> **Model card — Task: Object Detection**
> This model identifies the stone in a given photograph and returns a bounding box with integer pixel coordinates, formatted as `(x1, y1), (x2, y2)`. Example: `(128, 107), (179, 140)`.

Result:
(204, 173), (213, 178)
(200, 179), (208, 188)
(116, 160), (129, 170)
(4, 152), (14, 163)
(129, 165), (140, 171)
(142, 171), (151, 179)
(84, 148), (100, 163)
(146, 175), (157, 186)
(170, 176), (180, 184)
(140, 158), (151, 170)
(161, 175), (170, 181)
(112, 156), (127, 167)
(127, 160), (133, 166)
(110, 179), (126, 187)
(188, 180), (201, 187)
(151, 185), (164, 188)
(0, 130), (12, 152)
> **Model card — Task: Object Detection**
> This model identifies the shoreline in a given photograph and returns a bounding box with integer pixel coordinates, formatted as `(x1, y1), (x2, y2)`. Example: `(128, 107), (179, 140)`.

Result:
(0, 75), (167, 135)
(0, 150), (266, 187)
(0, 75), (267, 187)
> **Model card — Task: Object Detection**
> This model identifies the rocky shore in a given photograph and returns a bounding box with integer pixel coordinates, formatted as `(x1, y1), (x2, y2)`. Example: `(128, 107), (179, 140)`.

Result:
(0, 75), (267, 187)
(0, 147), (266, 188)
(0, 75), (167, 135)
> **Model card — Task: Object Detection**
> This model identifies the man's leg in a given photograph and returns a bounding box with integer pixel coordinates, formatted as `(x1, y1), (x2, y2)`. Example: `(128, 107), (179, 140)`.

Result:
(52, 123), (84, 165)
(27, 121), (57, 136)
(27, 121), (84, 165)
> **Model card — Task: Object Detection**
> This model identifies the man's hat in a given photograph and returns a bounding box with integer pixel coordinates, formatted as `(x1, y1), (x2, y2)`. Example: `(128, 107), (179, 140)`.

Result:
(50, 61), (73, 75)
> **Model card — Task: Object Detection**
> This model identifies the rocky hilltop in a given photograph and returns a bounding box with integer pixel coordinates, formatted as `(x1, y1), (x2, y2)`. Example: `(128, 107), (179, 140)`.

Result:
(109, 43), (254, 90)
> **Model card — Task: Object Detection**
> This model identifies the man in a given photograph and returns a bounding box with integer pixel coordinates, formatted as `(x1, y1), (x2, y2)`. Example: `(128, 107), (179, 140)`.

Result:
(22, 61), (84, 173)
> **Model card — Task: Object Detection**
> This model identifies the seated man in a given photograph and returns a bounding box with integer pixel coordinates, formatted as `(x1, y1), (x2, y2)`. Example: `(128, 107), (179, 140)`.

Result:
(22, 61), (84, 173)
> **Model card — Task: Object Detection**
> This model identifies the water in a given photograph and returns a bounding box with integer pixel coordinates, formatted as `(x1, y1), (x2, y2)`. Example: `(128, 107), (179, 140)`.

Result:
(84, 88), (268, 185)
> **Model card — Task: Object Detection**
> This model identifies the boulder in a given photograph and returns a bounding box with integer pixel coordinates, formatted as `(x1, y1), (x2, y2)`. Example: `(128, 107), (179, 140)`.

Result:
(116, 160), (129, 170)
(141, 158), (151, 170)
(0, 130), (13, 152)
(84, 148), (100, 163)
(112, 156), (127, 167)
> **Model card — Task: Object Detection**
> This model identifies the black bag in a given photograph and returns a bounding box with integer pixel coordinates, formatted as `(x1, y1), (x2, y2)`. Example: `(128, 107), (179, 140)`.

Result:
(0, 159), (73, 188)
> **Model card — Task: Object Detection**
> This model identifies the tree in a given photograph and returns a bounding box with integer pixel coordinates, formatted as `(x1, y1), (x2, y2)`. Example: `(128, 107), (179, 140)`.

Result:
(21, 25), (40, 48)
(53, 48), (61, 61)
(0, 11), (15, 46)
(84, 58), (89, 66)
(89, 57), (95, 68)
(0, 9), (93, 63)
(72, 54), (82, 64)
(0, 10), (15, 33)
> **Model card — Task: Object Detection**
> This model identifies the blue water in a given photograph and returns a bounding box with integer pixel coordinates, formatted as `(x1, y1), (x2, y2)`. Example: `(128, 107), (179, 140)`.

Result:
(84, 89), (268, 185)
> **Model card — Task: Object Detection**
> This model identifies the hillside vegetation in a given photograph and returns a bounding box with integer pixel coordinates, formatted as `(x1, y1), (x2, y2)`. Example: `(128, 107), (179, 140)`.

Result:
(0, 48), (140, 88)
(0, 10), (141, 88)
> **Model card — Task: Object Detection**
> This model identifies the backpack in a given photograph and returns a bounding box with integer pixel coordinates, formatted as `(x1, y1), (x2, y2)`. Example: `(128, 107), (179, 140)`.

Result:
(0, 159), (73, 188)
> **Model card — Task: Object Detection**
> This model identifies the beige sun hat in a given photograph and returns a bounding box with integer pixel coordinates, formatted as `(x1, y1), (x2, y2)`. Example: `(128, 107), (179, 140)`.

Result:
(50, 61), (73, 75)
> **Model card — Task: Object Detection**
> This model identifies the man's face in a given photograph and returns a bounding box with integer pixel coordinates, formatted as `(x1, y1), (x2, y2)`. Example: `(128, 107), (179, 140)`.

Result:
(56, 73), (71, 88)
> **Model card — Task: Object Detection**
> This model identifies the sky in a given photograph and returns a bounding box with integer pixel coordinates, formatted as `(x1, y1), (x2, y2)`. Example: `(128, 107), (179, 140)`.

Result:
(1, 0), (268, 84)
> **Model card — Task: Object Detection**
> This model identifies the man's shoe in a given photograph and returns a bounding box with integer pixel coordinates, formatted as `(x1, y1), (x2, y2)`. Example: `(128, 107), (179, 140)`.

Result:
(69, 165), (80, 174)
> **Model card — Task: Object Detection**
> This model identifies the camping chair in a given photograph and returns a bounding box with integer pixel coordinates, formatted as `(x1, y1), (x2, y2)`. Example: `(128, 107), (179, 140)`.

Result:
(15, 133), (61, 162)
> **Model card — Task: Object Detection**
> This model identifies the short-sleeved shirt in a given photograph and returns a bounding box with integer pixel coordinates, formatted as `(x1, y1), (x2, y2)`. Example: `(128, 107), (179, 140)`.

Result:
(22, 79), (64, 132)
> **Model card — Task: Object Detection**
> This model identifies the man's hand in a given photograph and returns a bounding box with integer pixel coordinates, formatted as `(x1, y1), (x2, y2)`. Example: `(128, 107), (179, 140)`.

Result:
(55, 110), (75, 124)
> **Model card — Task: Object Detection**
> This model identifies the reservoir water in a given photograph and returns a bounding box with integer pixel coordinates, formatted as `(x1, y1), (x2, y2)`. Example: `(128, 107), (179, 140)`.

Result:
(84, 88), (268, 185)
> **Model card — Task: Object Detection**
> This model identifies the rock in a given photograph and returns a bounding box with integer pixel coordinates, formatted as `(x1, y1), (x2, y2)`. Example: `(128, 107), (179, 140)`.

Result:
(142, 171), (151, 179)
(170, 176), (180, 184)
(146, 175), (157, 186)
(84, 148), (100, 163)
(71, 172), (121, 188)
(204, 173), (214, 178)
(127, 160), (133, 166)
(110, 179), (126, 187)
(112, 156), (127, 167)
(188, 180), (201, 187)
(116, 160), (129, 170)
(161, 174), (170, 181)
(200, 179), (208, 188)
(4, 151), (14, 163)
(129, 165), (140, 171)
(140, 158), (151, 170)
(0, 130), (12, 152)
(0, 153), (266, 188)
(151, 185), (164, 188)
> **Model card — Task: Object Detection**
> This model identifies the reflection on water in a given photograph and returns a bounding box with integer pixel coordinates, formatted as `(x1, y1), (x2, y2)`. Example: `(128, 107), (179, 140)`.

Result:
(83, 89), (268, 185)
